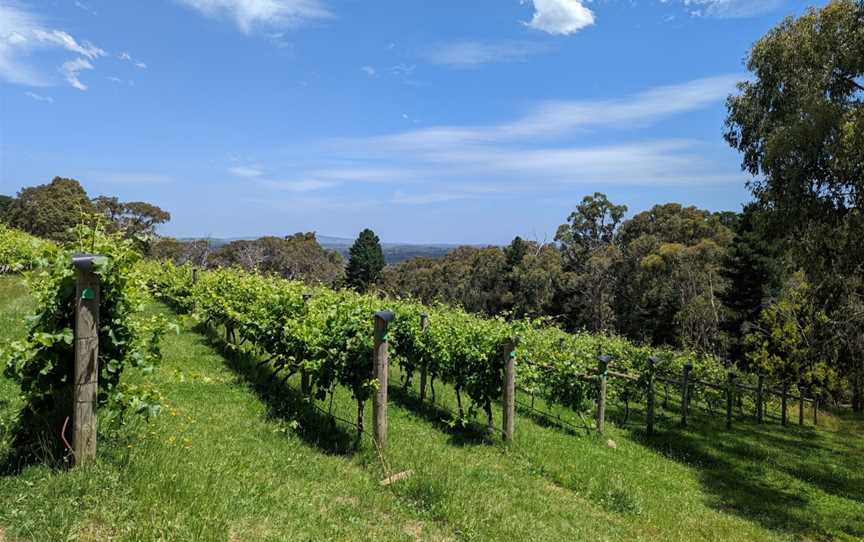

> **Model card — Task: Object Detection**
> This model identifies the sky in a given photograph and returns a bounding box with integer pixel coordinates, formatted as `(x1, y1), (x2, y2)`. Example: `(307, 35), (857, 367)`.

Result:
(0, 0), (829, 244)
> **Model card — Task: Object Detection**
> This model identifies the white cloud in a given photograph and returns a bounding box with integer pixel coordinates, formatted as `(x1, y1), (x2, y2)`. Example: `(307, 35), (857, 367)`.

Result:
(119, 52), (148, 69)
(229, 165), (265, 177)
(61, 58), (94, 91)
(524, 0), (595, 36)
(176, 0), (332, 33)
(422, 40), (553, 68)
(24, 91), (53, 103)
(369, 74), (740, 148)
(257, 179), (336, 192)
(0, 3), (105, 88)
(361, 65), (376, 77)
(682, 0), (784, 18)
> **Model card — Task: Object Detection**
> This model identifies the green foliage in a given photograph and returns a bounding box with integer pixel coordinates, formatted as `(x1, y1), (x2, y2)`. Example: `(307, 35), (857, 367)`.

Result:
(0, 224), (57, 274)
(346, 228), (385, 292)
(1, 222), (166, 458)
(5, 177), (96, 242)
(0, 194), (13, 222)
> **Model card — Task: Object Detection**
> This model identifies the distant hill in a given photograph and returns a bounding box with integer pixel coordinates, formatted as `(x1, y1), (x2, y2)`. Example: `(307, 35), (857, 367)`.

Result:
(179, 235), (475, 264)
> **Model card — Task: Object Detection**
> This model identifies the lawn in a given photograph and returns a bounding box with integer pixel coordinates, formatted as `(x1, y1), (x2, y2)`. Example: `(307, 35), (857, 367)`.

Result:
(0, 275), (862, 541)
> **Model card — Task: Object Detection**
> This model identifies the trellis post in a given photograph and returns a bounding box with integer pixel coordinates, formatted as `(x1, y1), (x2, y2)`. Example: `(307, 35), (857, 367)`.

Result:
(419, 313), (429, 402)
(502, 337), (519, 442)
(373, 310), (394, 450)
(756, 374), (764, 423)
(726, 371), (735, 430)
(798, 384), (805, 426)
(597, 355), (610, 434)
(681, 363), (693, 427)
(72, 254), (104, 466)
(781, 383), (789, 426)
(813, 397), (818, 426)
(646, 356), (657, 436)
(301, 292), (312, 395)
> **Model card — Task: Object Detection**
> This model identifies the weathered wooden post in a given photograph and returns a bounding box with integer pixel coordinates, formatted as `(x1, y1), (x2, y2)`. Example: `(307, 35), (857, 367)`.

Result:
(373, 310), (394, 450)
(813, 397), (818, 426)
(781, 383), (789, 426)
(300, 292), (312, 395)
(597, 355), (610, 434)
(502, 337), (518, 442)
(419, 313), (429, 402)
(646, 356), (657, 436)
(798, 384), (805, 426)
(756, 374), (764, 423)
(73, 254), (104, 466)
(726, 372), (735, 430)
(681, 363), (693, 427)
(192, 267), (198, 285)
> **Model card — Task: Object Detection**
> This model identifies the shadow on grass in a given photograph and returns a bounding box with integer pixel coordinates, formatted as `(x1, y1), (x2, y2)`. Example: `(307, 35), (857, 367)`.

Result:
(387, 385), (495, 447)
(195, 324), (357, 456)
(635, 410), (864, 539)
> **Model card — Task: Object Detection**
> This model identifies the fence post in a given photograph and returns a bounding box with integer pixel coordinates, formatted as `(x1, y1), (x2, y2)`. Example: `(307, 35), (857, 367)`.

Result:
(419, 313), (429, 402)
(813, 397), (818, 426)
(597, 355), (610, 434)
(646, 356), (657, 436)
(502, 337), (518, 442)
(726, 372), (735, 430)
(373, 311), (394, 450)
(781, 383), (788, 426)
(301, 293), (312, 395)
(798, 384), (805, 426)
(72, 254), (103, 466)
(681, 363), (693, 427)
(756, 374), (764, 423)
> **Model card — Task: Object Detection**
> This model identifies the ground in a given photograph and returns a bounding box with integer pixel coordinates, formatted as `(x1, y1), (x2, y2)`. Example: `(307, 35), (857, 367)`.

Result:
(0, 275), (862, 541)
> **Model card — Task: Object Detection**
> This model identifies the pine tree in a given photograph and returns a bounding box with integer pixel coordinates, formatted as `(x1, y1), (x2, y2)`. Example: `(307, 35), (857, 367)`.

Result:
(346, 228), (385, 292)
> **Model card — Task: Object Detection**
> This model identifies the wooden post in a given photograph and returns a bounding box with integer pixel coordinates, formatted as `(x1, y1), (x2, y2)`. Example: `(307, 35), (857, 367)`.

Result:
(781, 384), (788, 426)
(191, 267), (198, 284)
(502, 337), (518, 442)
(756, 374), (764, 423)
(419, 313), (429, 402)
(813, 397), (818, 426)
(726, 372), (735, 430)
(798, 385), (805, 426)
(597, 355), (610, 434)
(681, 363), (693, 427)
(646, 356), (657, 436)
(300, 293), (312, 395)
(373, 311), (394, 450)
(73, 254), (103, 466)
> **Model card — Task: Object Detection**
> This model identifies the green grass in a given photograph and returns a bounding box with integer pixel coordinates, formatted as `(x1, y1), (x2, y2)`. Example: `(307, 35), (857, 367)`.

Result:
(1, 274), (862, 541)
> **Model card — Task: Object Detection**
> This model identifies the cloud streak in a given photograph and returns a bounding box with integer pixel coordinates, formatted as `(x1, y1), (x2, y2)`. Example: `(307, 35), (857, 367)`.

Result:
(176, 0), (332, 33)
(0, 3), (105, 88)
(422, 40), (554, 68)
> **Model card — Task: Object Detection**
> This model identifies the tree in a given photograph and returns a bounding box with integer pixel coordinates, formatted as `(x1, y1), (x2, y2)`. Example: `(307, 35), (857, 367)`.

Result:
(346, 229), (385, 292)
(0, 195), (13, 223)
(555, 193), (627, 332)
(615, 203), (733, 351)
(724, 0), (864, 221)
(93, 196), (171, 243)
(5, 177), (95, 241)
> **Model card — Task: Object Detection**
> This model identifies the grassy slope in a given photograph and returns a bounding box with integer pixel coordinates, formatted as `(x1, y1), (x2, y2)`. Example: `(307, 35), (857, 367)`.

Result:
(0, 275), (862, 541)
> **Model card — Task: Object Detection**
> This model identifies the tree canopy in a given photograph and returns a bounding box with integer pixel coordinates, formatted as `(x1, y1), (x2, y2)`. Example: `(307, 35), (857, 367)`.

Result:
(346, 229), (385, 292)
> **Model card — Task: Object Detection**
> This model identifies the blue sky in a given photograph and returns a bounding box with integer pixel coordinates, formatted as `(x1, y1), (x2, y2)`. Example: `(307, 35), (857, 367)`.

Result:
(0, 0), (827, 244)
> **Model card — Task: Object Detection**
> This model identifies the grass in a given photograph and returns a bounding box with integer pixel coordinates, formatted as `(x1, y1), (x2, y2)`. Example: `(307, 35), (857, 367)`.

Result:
(0, 274), (863, 541)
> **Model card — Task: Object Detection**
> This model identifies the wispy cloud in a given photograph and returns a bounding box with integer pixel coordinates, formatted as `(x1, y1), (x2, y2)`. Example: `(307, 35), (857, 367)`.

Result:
(119, 52), (148, 69)
(421, 40), (553, 68)
(364, 74), (740, 149)
(176, 0), (332, 33)
(0, 3), (105, 88)
(74, 1), (97, 15)
(257, 179), (337, 192)
(24, 91), (53, 103)
(229, 165), (265, 177)
(682, 0), (784, 18)
(523, 0), (595, 36)
(361, 65), (376, 77)
(61, 58), (94, 91)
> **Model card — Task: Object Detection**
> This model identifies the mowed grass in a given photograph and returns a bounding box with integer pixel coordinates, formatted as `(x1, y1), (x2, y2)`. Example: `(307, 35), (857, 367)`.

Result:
(0, 274), (862, 541)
